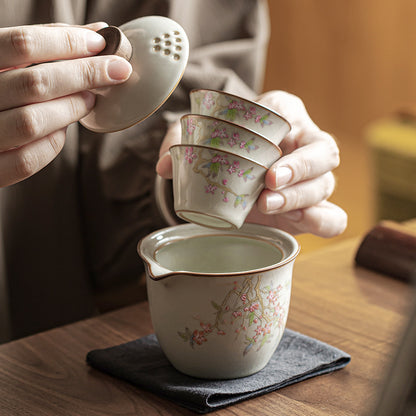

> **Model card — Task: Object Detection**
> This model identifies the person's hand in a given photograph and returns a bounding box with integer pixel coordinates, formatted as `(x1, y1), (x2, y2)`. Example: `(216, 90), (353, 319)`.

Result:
(246, 90), (347, 237)
(0, 23), (132, 187)
(156, 119), (181, 178)
(156, 90), (347, 238)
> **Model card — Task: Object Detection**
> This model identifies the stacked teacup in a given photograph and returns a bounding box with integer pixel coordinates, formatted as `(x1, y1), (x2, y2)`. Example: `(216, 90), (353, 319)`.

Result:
(170, 89), (291, 229)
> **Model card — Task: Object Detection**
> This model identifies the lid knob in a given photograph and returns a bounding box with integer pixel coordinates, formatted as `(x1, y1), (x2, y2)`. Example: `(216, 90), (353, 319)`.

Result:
(96, 26), (133, 61)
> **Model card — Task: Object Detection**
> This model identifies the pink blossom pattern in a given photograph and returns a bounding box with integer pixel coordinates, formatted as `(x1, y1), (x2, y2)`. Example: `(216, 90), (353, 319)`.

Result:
(244, 106), (257, 120)
(211, 97), (274, 129)
(184, 147), (197, 163)
(211, 155), (229, 165)
(192, 330), (207, 345)
(227, 161), (240, 174)
(212, 128), (228, 139)
(187, 117), (196, 134)
(191, 121), (260, 154)
(200, 322), (212, 333)
(202, 92), (215, 109)
(177, 275), (288, 355)
(188, 148), (255, 209)
(228, 100), (245, 110)
(205, 184), (217, 194)
(228, 133), (239, 147)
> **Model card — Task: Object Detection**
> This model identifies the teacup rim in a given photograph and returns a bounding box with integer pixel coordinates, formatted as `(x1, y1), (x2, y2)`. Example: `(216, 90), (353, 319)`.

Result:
(137, 222), (301, 280)
(189, 88), (292, 133)
(169, 143), (270, 170)
(180, 113), (283, 155)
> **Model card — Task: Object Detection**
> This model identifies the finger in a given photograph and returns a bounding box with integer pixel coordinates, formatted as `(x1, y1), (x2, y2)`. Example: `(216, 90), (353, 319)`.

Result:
(0, 23), (108, 73)
(0, 91), (95, 151)
(258, 172), (336, 214)
(0, 63), (29, 73)
(34, 22), (108, 30)
(246, 200), (348, 238)
(0, 128), (66, 187)
(0, 26), (106, 69)
(0, 56), (132, 111)
(256, 90), (320, 141)
(156, 120), (181, 179)
(277, 201), (348, 237)
(265, 131), (340, 190)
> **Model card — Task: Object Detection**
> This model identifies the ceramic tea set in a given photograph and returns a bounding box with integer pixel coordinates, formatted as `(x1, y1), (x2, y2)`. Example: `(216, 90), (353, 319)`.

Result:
(139, 222), (299, 379)
(171, 89), (291, 229)
(83, 16), (299, 380)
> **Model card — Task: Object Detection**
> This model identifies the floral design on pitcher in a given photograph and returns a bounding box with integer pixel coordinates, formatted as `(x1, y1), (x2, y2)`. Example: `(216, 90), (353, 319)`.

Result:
(183, 147), (256, 209)
(177, 275), (288, 356)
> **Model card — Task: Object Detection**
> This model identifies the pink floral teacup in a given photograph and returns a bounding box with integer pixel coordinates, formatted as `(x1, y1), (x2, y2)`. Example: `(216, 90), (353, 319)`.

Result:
(170, 144), (267, 229)
(181, 114), (282, 168)
(190, 89), (291, 145)
(137, 222), (300, 379)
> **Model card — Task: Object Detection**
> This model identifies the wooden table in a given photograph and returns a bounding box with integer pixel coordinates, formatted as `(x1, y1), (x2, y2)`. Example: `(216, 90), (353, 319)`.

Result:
(0, 223), (415, 416)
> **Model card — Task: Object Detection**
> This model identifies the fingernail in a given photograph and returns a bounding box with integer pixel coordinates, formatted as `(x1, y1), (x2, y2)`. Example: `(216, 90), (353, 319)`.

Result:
(107, 58), (132, 81)
(86, 31), (106, 53)
(266, 192), (285, 212)
(84, 22), (108, 31)
(158, 151), (171, 161)
(274, 166), (293, 189)
(281, 210), (303, 222)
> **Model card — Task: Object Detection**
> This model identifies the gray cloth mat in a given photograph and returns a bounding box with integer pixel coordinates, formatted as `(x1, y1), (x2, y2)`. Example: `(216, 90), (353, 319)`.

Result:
(86, 329), (351, 413)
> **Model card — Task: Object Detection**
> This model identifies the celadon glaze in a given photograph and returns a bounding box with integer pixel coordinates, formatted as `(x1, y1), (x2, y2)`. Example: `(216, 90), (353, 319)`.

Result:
(190, 89), (291, 145)
(170, 144), (267, 229)
(137, 223), (300, 379)
(81, 16), (189, 133)
(155, 235), (283, 273)
(180, 114), (282, 168)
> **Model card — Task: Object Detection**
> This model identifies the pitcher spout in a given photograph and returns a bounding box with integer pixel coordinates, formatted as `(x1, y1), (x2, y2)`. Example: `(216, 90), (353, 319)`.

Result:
(137, 238), (176, 280)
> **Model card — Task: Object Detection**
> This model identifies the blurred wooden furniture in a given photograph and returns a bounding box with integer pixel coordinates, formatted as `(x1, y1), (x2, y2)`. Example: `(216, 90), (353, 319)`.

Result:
(365, 115), (416, 222)
(264, 1), (416, 249)
(0, 221), (415, 415)
(264, 0), (416, 137)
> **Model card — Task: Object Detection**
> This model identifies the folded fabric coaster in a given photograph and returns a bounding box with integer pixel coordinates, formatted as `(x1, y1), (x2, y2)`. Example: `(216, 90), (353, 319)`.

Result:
(86, 329), (351, 414)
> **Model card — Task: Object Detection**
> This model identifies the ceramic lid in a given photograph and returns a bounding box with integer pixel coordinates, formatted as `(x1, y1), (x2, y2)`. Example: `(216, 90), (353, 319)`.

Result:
(80, 16), (189, 133)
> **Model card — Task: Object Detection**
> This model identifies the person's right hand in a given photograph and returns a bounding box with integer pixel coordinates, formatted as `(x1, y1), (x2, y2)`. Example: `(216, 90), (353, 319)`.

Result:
(0, 23), (132, 187)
